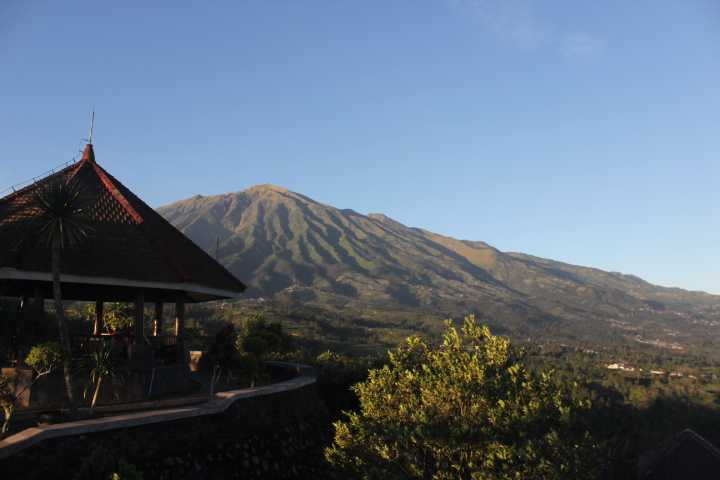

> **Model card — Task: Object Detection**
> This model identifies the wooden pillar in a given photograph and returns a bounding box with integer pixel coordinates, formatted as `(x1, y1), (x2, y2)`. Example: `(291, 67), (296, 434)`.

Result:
(31, 286), (43, 341)
(153, 302), (163, 336)
(175, 297), (185, 363)
(93, 301), (104, 336)
(33, 286), (43, 312)
(0, 283), (5, 345)
(18, 296), (30, 363)
(134, 290), (144, 343)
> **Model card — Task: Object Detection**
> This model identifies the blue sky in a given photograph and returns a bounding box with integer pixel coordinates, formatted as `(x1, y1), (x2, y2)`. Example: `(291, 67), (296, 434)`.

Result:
(1, 1), (718, 293)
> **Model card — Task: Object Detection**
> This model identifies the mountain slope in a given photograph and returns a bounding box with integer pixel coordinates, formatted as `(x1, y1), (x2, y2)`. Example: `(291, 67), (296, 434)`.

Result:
(158, 185), (720, 340)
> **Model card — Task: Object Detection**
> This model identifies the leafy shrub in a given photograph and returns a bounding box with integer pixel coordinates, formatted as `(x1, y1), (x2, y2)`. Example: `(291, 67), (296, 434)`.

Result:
(102, 303), (134, 333)
(74, 445), (143, 480)
(207, 323), (238, 372)
(25, 342), (65, 376)
(236, 314), (292, 357)
(111, 460), (144, 480)
(314, 350), (377, 415)
(239, 335), (269, 357)
(0, 343), (66, 436)
(0, 375), (16, 436)
(234, 351), (261, 379)
(84, 340), (124, 410)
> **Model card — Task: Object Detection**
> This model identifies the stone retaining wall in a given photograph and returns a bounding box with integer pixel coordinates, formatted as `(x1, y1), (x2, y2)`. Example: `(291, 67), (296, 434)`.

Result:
(0, 363), (333, 479)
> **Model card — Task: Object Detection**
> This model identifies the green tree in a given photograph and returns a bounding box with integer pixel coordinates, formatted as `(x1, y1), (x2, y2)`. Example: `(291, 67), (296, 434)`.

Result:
(81, 302), (134, 333)
(325, 315), (600, 480)
(233, 315), (293, 386)
(25, 341), (65, 377)
(102, 303), (134, 333)
(0, 375), (16, 437)
(1, 342), (65, 436)
(236, 314), (292, 357)
(33, 177), (93, 415)
(84, 340), (123, 412)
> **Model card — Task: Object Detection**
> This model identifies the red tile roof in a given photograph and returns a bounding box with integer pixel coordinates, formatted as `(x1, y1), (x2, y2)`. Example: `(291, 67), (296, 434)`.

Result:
(0, 144), (246, 302)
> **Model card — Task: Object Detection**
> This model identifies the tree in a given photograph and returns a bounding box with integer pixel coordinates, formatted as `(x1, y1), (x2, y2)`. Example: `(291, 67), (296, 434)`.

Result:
(84, 340), (123, 412)
(234, 315), (293, 387)
(25, 341), (65, 378)
(83, 302), (133, 334)
(0, 376), (16, 437)
(33, 177), (93, 415)
(325, 315), (601, 480)
(236, 314), (292, 357)
(1, 342), (65, 436)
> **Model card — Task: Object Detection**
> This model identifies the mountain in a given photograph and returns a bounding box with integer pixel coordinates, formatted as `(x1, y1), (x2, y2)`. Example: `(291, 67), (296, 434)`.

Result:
(158, 185), (720, 343)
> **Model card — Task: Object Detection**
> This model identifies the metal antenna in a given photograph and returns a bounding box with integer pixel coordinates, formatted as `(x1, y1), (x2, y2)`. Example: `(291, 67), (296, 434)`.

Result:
(88, 109), (95, 144)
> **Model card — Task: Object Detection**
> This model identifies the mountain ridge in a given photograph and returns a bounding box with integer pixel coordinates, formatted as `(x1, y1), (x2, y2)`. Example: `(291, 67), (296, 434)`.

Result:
(158, 184), (720, 342)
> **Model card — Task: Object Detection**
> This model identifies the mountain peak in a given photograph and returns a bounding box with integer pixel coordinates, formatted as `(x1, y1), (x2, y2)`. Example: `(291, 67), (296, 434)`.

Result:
(247, 184), (290, 194)
(367, 212), (403, 225)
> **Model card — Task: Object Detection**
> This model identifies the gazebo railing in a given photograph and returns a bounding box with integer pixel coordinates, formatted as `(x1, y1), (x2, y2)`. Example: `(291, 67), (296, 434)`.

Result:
(70, 335), (106, 356)
(70, 334), (181, 365)
(148, 335), (178, 348)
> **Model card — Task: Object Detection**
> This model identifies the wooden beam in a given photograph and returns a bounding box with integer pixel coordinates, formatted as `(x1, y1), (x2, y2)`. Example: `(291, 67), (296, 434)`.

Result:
(174, 299), (185, 337)
(93, 301), (104, 336)
(153, 302), (163, 336)
(175, 297), (185, 363)
(134, 290), (144, 343)
(33, 286), (43, 312)
(32, 286), (44, 342)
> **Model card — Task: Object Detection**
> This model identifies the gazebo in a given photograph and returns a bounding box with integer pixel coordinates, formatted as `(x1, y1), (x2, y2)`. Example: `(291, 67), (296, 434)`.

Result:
(0, 143), (245, 370)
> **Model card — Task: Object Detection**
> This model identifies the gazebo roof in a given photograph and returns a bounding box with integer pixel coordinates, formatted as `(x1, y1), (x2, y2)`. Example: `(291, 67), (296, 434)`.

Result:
(0, 144), (246, 302)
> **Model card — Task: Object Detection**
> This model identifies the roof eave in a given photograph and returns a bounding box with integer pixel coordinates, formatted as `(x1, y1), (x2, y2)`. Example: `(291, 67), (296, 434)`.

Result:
(0, 267), (245, 301)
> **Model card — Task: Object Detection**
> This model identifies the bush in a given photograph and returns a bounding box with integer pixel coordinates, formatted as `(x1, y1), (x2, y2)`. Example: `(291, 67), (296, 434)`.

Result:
(25, 342), (65, 377)
(239, 335), (269, 357)
(74, 445), (143, 480)
(0, 375), (16, 436)
(101, 303), (134, 334)
(314, 351), (377, 415)
(207, 323), (238, 372)
(235, 315), (292, 357)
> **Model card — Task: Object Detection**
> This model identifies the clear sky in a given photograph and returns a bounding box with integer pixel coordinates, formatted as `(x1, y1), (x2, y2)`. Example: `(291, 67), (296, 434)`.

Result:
(1, 1), (718, 293)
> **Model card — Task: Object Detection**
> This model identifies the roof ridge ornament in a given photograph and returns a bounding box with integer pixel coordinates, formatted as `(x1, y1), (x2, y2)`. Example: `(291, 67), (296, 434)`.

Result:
(88, 109), (95, 145)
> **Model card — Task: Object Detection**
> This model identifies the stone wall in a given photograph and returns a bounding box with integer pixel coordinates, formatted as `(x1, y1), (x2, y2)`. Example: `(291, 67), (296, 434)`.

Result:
(0, 365), (335, 479)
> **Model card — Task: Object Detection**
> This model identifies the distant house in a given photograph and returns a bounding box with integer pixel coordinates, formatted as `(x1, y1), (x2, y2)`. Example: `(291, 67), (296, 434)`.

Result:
(640, 429), (720, 480)
(606, 362), (635, 372)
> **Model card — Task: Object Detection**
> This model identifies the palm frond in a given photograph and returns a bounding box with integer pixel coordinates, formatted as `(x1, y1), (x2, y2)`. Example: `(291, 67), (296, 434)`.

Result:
(31, 177), (95, 249)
